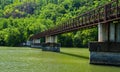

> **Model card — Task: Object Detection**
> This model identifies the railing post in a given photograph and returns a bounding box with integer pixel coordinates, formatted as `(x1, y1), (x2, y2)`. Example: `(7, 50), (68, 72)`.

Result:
(73, 18), (75, 28)
(74, 18), (77, 27)
(116, 0), (119, 17)
(93, 10), (95, 23)
(62, 24), (64, 31)
(84, 14), (86, 24)
(88, 13), (90, 24)
(65, 22), (67, 30)
(104, 3), (111, 21)
(77, 17), (79, 26)
(70, 19), (72, 28)
(83, 15), (85, 24)
(67, 20), (69, 29)
(98, 8), (100, 22)
(76, 17), (78, 27)
(66, 22), (68, 29)
(81, 16), (83, 25)
(104, 5), (107, 21)
(64, 23), (65, 31)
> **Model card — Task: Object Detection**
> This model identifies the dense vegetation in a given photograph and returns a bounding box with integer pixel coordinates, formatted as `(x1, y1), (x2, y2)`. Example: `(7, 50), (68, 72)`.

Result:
(0, 0), (111, 47)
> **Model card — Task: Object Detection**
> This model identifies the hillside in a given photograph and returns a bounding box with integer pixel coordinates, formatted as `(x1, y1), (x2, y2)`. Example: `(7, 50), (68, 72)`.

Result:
(0, 0), (111, 46)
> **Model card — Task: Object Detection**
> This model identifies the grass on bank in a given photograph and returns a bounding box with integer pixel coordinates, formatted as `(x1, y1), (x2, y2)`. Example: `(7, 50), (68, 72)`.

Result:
(0, 47), (119, 72)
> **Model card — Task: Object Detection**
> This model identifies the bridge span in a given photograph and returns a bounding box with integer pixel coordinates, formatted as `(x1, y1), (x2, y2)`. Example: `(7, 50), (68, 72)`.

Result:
(30, 0), (120, 65)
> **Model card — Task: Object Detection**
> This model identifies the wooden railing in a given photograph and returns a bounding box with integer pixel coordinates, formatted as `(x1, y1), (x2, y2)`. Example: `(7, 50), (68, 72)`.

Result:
(31, 0), (120, 39)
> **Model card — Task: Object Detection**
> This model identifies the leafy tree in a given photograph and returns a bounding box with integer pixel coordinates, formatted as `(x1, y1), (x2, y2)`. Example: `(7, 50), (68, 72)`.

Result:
(0, 0), (112, 47)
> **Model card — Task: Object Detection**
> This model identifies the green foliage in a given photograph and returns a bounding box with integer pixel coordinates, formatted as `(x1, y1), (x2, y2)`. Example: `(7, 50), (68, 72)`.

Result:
(4, 28), (21, 46)
(0, 0), (111, 46)
(73, 28), (98, 47)
(58, 33), (74, 47)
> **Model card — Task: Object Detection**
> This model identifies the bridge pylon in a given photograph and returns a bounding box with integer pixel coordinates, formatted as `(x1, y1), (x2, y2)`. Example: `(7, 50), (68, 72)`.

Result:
(89, 21), (120, 65)
(30, 39), (41, 48)
(41, 36), (60, 52)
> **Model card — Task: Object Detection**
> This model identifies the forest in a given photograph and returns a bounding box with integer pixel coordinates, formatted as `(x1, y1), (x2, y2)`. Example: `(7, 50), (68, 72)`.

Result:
(0, 0), (112, 47)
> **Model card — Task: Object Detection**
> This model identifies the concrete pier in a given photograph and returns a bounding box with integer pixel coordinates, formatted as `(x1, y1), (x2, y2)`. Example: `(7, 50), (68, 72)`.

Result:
(116, 22), (120, 42)
(90, 52), (120, 65)
(45, 36), (57, 43)
(98, 23), (109, 42)
(31, 39), (41, 48)
(89, 21), (120, 65)
(42, 36), (60, 52)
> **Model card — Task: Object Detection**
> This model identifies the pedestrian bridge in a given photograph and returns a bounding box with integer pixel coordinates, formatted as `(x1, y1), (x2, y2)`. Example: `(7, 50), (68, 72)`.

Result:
(31, 0), (120, 39)
(30, 0), (120, 65)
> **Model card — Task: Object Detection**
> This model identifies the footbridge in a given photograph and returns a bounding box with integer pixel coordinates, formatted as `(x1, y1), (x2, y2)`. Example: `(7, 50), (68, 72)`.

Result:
(30, 0), (120, 65)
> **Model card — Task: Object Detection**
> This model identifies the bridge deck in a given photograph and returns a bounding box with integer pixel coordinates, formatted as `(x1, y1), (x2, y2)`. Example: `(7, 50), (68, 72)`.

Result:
(31, 0), (120, 40)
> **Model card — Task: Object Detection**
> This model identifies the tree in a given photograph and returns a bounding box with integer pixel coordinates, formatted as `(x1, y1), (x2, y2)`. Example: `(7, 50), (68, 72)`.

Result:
(0, 0), (111, 46)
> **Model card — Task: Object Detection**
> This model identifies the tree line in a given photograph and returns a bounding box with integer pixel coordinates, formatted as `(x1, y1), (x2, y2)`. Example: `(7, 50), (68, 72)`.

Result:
(0, 0), (111, 47)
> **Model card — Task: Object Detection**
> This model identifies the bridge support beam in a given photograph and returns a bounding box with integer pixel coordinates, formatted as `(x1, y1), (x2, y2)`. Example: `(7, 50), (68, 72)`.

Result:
(42, 36), (60, 52)
(89, 21), (120, 65)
